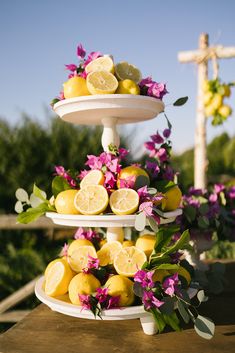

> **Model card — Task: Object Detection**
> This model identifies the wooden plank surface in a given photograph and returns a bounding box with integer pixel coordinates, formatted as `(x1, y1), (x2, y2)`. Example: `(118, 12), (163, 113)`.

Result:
(1, 262), (235, 353)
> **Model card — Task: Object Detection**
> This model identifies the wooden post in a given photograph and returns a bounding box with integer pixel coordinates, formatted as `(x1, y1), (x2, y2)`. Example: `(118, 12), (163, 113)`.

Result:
(194, 33), (208, 189)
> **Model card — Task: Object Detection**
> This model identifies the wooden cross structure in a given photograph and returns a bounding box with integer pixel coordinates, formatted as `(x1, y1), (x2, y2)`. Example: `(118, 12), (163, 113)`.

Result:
(178, 33), (235, 189)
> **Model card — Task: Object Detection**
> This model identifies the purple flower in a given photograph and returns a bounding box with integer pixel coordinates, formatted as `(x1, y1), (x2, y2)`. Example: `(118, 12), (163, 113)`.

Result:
(84, 51), (102, 66)
(143, 290), (164, 310)
(188, 187), (204, 196)
(85, 155), (102, 170)
(134, 270), (155, 289)
(147, 82), (168, 100)
(139, 201), (153, 217)
(119, 148), (129, 159)
(119, 176), (136, 189)
(77, 43), (86, 59)
(162, 273), (179, 297)
(163, 128), (171, 138)
(146, 161), (160, 177)
(104, 171), (116, 189)
(95, 287), (109, 303)
(163, 165), (174, 181)
(79, 294), (92, 310)
(214, 183), (225, 194)
(209, 193), (218, 203)
(87, 255), (99, 270)
(107, 295), (120, 309)
(144, 141), (156, 151)
(228, 186), (235, 200)
(137, 186), (149, 199)
(79, 70), (88, 79)
(65, 64), (77, 72)
(139, 76), (154, 88)
(151, 131), (164, 144)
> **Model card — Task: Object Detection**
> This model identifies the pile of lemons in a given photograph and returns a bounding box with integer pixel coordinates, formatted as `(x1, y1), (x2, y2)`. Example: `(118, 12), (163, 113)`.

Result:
(44, 234), (191, 308)
(63, 57), (142, 98)
(203, 78), (233, 125)
(54, 166), (182, 216)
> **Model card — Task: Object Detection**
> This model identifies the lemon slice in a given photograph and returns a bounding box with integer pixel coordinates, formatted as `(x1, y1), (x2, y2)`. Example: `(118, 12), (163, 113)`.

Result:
(86, 71), (118, 95)
(85, 56), (114, 74)
(114, 246), (147, 277)
(115, 61), (142, 83)
(45, 259), (74, 297)
(97, 241), (122, 266)
(68, 245), (97, 272)
(74, 185), (109, 215)
(80, 170), (105, 189)
(109, 188), (139, 215)
(68, 239), (94, 257)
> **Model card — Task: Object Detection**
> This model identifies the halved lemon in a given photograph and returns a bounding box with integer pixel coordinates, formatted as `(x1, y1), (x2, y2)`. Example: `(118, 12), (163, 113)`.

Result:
(67, 239), (94, 257)
(114, 246), (147, 277)
(86, 71), (118, 95)
(68, 245), (97, 272)
(109, 188), (139, 215)
(115, 61), (142, 83)
(80, 170), (105, 189)
(85, 56), (114, 74)
(45, 259), (74, 297)
(97, 241), (122, 266)
(74, 185), (109, 215)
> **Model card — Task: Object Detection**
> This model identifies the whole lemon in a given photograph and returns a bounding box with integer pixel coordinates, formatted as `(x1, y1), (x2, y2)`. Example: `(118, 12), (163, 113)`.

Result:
(122, 240), (135, 248)
(211, 93), (223, 110)
(218, 104), (232, 119)
(135, 234), (156, 257)
(161, 185), (182, 211)
(117, 165), (149, 189)
(105, 275), (134, 306)
(67, 239), (94, 257)
(202, 80), (210, 92)
(205, 104), (216, 117)
(116, 79), (140, 95)
(55, 189), (80, 214)
(152, 269), (170, 283)
(63, 76), (90, 99)
(203, 91), (213, 106)
(68, 273), (101, 305)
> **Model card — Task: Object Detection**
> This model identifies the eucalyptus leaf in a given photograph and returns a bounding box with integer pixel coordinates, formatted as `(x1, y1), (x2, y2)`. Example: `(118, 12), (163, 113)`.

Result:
(177, 300), (190, 323)
(173, 96), (188, 106)
(30, 193), (44, 208)
(133, 282), (144, 298)
(197, 290), (208, 303)
(52, 176), (71, 197)
(159, 297), (175, 315)
(134, 175), (150, 190)
(147, 216), (159, 233)
(15, 200), (23, 213)
(33, 184), (47, 201)
(15, 188), (29, 202)
(147, 187), (158, 195)
(194, 315), (215, 340)
(134, 212), (146, 231)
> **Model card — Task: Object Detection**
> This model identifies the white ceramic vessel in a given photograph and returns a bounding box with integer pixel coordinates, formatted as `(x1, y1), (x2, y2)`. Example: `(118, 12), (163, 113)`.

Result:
(35, 276), (197, 335)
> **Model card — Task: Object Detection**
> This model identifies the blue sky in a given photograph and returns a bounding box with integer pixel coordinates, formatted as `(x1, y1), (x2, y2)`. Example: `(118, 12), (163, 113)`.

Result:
(1, 0), (235, 154)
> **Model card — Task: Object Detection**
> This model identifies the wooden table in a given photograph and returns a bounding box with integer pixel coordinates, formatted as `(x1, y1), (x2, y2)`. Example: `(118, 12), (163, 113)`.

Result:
(1, 261), (235, 353)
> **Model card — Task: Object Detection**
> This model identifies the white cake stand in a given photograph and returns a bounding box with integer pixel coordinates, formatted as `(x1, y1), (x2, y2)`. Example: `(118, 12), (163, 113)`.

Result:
(35, 276), (197, 335)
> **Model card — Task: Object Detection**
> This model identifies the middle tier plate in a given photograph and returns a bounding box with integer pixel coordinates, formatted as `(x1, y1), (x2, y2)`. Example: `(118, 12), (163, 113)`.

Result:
(46, 209), (182, 228)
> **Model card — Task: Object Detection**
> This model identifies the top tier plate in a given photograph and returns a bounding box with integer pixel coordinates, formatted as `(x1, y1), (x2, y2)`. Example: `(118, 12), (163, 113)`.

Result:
(53, 95), (165, 125)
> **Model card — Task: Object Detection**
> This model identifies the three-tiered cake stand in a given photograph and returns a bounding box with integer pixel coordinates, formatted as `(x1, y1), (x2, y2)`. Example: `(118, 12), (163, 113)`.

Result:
(35, 94), (184, 335)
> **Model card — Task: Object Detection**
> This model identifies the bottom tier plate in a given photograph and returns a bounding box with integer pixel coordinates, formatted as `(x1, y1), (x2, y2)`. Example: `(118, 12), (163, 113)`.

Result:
(35, 276), (197, 335)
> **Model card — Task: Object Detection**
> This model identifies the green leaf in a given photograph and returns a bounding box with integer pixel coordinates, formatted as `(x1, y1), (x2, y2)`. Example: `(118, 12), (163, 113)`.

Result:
(159, 297), (175, 315)
(163, 312), (181, 332)
(177, 300), (190, 323)
(184, 205), (197, 222)
(199, 203), (209, 215)
(164, 113), (172, 129)
(194, 315), (215, 340)
(219, 191), (226, 206)
(33, 184), (47, 201)
(154, 225), (180, 253)
(198, 216), (210, 229)
(134, 212), (146, 231)
(52, 176), (71, 197)
(50, 98), (60, 107)
(155, 180), (176, 193)
(150, 308), (166, 333)
(134, 175), (150, 190)
(147, 216), (159, 233)
(164, 229), (190, 255)
(17, 203), (49, 224)
(156, 264), (180, 271)
(173, 96), (188, 106)
(150, 254), (172, 266)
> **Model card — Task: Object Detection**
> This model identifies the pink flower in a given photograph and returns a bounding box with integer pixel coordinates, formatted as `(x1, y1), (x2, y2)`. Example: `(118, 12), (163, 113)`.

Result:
(79, 70), (88, 79)
(163, 128), (171, 138)
(84, 51), (102, 67)
(137, 186), (149, 199)
(59, 91), (65, 100)
(104, 171), (116, 189)
(85, 155), (102, 170)
(139, 201), (153, 217)
(55, 165), (66, 176)
(107, 295), (120, 309)
(95, 287), (109, 303)
(209, 193), (218, 203)
(156, 148), (168, 163)
(119, 175), (136, 189)
(77, 43), (86, 59)
(79, 294), (92, 310)
(144, 141), (156, 151)
(60, 243), (69, 257)
(134, 270), (155, 289)
(143, 290), (164, 310)
(139, 77), (154, 88)
(99, 152), (112, 165)
(162, 273), (179, 297)
(79, 169), (89, 180)
(151, 131), (164, 144)
(83, 255), (100, 273)
(147, 82), (168, 100)
(228, 186), (235, 199)
(214, 184), (225, 194)
(65, 64), (77, 72)
(119, 148), (129, 159)
(74, 227), (85, 239)
(109, 158), (121, 174)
